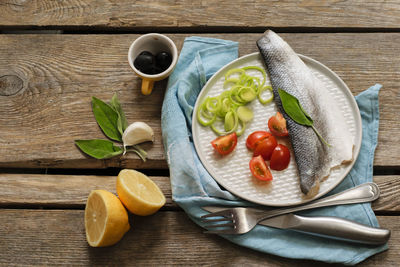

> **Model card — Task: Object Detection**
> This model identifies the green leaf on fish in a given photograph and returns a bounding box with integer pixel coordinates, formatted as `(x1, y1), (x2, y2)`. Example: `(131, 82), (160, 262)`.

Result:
(278, 89), (313, 126)
(278, 89), (330, 147)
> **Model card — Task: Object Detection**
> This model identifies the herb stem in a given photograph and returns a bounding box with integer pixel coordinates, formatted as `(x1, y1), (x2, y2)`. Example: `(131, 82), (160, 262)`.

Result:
(311, 125), (331, 147)
(125, 145), (148, 162)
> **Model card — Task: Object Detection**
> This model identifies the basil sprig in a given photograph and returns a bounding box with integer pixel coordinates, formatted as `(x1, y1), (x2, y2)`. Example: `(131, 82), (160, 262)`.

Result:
(92, 96), (122, 142)
(74, 93), (147, 160)
(278, 89), (330, 147)
(110, 93), (128, 136)
(75, 139), (123, 159)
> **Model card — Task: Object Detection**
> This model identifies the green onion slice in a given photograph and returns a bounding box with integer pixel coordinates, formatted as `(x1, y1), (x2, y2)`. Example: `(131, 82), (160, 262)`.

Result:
(197, 65), (273, 135)
(258, 85), (274, 105)
(237, 106), (254, 122)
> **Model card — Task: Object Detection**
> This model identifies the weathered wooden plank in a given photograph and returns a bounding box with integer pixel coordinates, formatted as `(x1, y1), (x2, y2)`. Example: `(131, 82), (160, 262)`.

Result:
(0, 174), (398, 213)
(0, 209), (397, 266)
(0, 173), (173, 208)
(0, 34), (169, 169)
(1, 0), (400, 29)
(0, 33), (399, 168)
(373, 175), (400, 213)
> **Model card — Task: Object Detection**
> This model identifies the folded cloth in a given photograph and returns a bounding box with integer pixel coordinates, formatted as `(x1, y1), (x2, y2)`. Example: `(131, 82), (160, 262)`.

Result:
(161, 36), (387, 265)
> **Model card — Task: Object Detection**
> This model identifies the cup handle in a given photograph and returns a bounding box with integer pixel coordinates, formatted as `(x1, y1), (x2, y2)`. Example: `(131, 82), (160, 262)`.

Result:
(141, 79), (155, 95)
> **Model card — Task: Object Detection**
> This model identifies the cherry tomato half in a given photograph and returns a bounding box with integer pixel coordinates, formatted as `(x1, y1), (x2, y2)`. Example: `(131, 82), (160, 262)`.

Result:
(249, 155), (273, 181)
(270, 144), (291, 171)
(246, 131), (271, 150)
(253, 135), (278, 161)
(268, 112), (289, 137)
(211, 132), (237, 156)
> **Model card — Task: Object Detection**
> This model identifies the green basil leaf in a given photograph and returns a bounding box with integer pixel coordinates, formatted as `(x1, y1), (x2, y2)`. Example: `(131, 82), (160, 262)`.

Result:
(110, 93), (129, 135)
(278, 89), (331, 147)
(75, 139), (123, 159)
(92, 96), (122, 141)
(278, 89), (313, 126)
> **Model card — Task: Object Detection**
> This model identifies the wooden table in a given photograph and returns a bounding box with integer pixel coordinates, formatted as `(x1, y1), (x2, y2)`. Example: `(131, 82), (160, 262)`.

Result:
(0, 1), (399, 266)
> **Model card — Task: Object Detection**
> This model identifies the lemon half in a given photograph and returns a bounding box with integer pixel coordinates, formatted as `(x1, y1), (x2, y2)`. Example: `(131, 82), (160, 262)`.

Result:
(117, 169), (166, 216)
(84, 190), (130, 247)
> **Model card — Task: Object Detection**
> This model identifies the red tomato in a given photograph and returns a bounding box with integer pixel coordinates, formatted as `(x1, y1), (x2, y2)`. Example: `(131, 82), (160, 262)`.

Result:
(246, 131), (271, 150)
(211, 132), (237, 155)
(253, 135), (278, 161)
(268, 112), (289, 137)
(249, 155), (273, 181)
(270, 144), (291, 171)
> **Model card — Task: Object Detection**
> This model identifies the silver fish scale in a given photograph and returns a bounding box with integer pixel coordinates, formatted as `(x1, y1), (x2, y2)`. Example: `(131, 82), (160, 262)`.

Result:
(257, 31), (327, 194)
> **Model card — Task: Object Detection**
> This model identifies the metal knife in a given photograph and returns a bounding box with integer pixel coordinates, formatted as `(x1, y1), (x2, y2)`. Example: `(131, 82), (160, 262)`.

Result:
(202, 206), (390, 245)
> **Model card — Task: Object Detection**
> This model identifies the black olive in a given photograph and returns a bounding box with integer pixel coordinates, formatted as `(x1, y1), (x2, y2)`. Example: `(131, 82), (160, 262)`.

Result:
(155, 51), (172, 72)
(148, 66), (160, 75)
(139, 51), (153, 57)
(134, 51), (155, 74)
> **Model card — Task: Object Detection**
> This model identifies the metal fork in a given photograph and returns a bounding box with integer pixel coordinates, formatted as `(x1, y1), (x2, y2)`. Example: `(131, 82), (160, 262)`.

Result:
(201, 182), (379, 234)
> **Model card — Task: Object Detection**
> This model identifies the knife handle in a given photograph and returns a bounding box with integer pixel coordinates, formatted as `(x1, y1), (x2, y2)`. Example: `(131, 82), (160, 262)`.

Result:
(288, 215), (390, 245)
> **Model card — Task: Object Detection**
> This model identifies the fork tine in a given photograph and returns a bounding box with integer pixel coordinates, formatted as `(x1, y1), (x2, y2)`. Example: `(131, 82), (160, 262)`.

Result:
(200, 209), (231, 219)
(200, 217), (231, 223)
(203, 222), (235, 229)
(201, 209), (237, 235)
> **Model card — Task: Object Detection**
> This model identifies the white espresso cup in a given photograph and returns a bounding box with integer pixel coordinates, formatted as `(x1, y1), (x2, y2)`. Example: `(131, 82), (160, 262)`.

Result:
(128, 33), (178, 95)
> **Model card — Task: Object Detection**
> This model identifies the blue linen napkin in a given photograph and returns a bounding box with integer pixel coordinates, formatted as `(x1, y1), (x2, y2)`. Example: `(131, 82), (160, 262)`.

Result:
(161, 36), (387, 265)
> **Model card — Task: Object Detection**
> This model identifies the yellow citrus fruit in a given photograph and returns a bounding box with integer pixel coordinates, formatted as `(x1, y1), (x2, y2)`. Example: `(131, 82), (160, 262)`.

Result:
(116, 169), (166, 216)
(84, 189), (130, 247)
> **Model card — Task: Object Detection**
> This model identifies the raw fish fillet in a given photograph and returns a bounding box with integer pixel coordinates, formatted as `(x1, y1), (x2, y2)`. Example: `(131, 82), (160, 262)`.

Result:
(256, 30), (354, 196)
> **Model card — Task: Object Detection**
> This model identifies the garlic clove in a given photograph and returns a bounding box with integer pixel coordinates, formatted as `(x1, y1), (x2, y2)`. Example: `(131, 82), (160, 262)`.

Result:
(122, 122), (154, 154)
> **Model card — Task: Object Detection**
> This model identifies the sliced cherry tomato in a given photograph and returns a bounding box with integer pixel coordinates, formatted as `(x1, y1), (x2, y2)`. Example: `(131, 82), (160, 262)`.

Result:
(268, 112), (289, 137)
(211, 132), (237, 155)
(253, 135), (277, 161)
(246, 131), (272, 150)
(249, 155), (273, 181)
(270, 144), (291, 171)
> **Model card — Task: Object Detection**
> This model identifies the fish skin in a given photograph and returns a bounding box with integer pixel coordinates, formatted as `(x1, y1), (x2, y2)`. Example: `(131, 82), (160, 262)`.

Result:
(256, 30), (353, 195)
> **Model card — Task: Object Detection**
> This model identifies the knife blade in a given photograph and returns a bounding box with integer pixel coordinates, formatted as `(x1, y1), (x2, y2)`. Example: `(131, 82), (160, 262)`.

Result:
(202, 206), (390, 245)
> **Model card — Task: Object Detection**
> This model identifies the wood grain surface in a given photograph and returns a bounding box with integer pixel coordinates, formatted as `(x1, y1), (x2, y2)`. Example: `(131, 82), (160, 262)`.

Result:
(0, 33), (399, 169)
(0, 173), (172, 208)
(1, 3), (399, 263)
(0, 0), (400, 29)
(0, 173), (398, 213)
(0, 209), (398, 266)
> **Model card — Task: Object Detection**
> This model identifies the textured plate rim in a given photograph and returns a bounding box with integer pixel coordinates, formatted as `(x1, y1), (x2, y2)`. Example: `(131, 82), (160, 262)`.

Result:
(192, 52), (362, 206)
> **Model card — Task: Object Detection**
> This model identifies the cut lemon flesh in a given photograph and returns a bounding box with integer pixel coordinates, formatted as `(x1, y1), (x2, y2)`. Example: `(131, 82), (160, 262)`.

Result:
(117, 169), (166, 216)
(85, 190), (130, 247)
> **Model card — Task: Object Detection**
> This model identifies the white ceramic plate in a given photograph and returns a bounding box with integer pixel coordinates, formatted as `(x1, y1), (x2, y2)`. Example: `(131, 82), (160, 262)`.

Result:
(192, 52), (362, 206)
